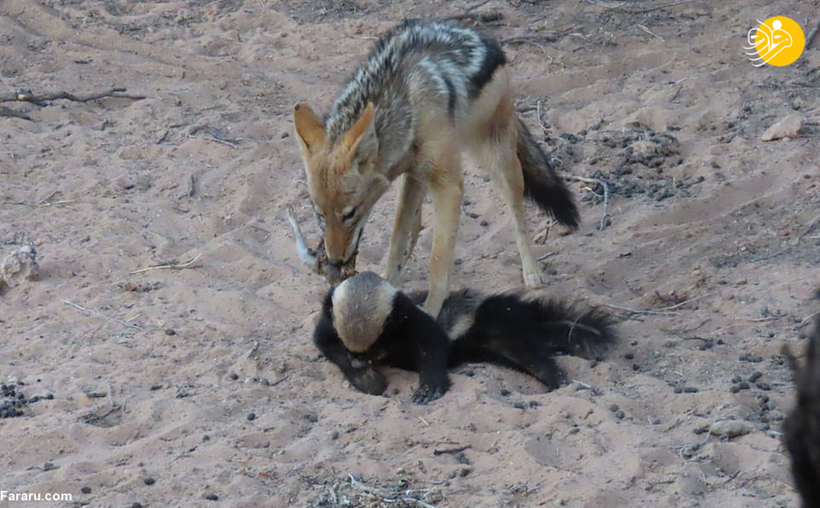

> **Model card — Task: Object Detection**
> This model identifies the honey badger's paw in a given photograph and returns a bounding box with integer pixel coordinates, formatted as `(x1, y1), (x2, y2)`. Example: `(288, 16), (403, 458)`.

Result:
(349, 368), (387, 396)
(412, 376), (451, 404)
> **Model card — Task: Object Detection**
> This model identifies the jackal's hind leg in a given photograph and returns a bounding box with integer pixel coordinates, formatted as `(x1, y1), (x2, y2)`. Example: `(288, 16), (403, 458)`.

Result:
(383, 174), (425, 285)
(477, 130), (545, 287)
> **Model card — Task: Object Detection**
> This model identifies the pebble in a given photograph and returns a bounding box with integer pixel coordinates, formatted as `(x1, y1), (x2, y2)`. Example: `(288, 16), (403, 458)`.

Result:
(459, 467), (471, 477)
(738, 382), (750, 390)
(143, 477), (155, 486)
(204, 493), (219, 501)
(229, 373), (239, 381)
(739, 354), (764, 363)
(330, 430), (339, 440)
(305, 413), (318, 423)
(480, 220), (489, 227)
(81, 487), (92, 494)
(165, 329), (177, 336)
(568, 427), (580, 435)
(729, 385), (741, 393)
(513, 401), (526, 410)
(756, 382), (772, 391)
(500, 389), (511, 396)
(132, 503), (144, 508)
(748, 371), (762, 383)
(709, 420), (751, 439)
(683, 387), (699, 393)
(247, 413), (256, 421)
(529, 401), (541, 408)
(609, 404), (620, 412)
(615, 410), (625, 420)
(624, 353), (634, 360)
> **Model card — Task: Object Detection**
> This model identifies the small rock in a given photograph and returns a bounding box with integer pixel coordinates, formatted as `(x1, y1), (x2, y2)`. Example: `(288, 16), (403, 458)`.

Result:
(330, 430), (339, 440)
(609, 404), (620, 412)
(756, 382), (772, 391)
(43, 462), (57, 471)
(568, 426), (580, 435)
(615, 410), (625, 419)
(229, 373), (239, 381)
(709, 420), (751, 439)
(81, 486), (92, 494)
(500, 389), (511, 397)
(247, 413), (256, 421)
(132, 503), (144, 508)
(730, 385), (741, 393)
(513, 401), (526, 410)
(748, 371), (762, 383)
(624, 353), (634, 360)
(738, 382), (751, 390)
(164, 329), (176, 336)
(204, 493), (219, 501)
(0, 245), (39, 288)
(684, 387), (699, 393)
(761, 114), (804, 141)
(143, 477), (155, 486)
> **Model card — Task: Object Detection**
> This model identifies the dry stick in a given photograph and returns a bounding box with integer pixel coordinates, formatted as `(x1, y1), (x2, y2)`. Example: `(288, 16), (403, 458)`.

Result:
(129, 253), (202, 275)
(565, 175), (610, 231)
(806, 18), (820, 49)
(443, 10), (503, 23)
(0, 106), (32, 121)
(63, 300), (144, 330)
(584, 0), (694, 13)
(600, 303), (681, 316)
(433, 445), (471, 456)
(0, 87), (146, 105)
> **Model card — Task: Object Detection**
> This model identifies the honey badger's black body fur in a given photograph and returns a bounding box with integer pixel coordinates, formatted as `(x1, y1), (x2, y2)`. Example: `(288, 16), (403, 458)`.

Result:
(313, 272), (615, 404)
(783, 295), (820, 508)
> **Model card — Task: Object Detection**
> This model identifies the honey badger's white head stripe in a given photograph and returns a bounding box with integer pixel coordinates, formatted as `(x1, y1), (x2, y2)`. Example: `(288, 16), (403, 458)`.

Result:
(332, 271), (397, 353)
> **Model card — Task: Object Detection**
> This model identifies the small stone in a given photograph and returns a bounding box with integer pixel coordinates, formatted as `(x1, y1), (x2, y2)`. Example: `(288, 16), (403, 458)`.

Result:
(81, 486), (92, 494)
(46, 394), (54, 400)
(730, 385), (741, 393)
(568, 426), (580, 435)
(164, 329), (176, 336)
(305, 413), (318, 423)
(247, 412), (256, 421)
(739, 382), (751, 390)
(756, 382), (771, 391)
(514, 401), (526, 410)
(132, 503), (144, 508)
(43, 462), (57, 471)
(609, 404), (620, 412)
(229, 373), (239, 381)
(674, 386), (683, 394)
(202, 435), (210, 441)
(480, 220), (489, 227)
(748, 371), (762, 383)
(709, 420), (751, 439)
(204, 493), (219, 501)
(624, 353), (634, 359)
(331, 430), (340, 440)
(547, 268), (558, 276)
(143, 477), (155, 486)
(459, 467), (471, 477)
(684, 387), (699, 393)
(529, 400), (541, 408)
(500, 389), (511, 396)
(615, 410), (625, 419)
(693, 426), (708, 435)
(761, 114), (804, 141)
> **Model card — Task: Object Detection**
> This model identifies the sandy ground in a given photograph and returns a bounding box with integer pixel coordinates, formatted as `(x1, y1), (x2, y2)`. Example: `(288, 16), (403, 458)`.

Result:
(1, 0), (819, 506)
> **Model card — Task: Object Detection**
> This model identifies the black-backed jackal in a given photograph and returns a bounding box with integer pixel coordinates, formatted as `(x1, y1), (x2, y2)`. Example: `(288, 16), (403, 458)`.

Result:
(292, 20), (579, 318)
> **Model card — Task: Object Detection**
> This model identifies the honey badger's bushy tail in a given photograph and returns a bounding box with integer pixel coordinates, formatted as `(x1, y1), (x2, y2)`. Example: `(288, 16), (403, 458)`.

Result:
(515, 117), (580, 229)
(448, 293), (616, 389)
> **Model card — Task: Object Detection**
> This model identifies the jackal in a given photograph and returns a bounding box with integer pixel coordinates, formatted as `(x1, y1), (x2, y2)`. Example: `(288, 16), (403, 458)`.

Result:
(292, 19), (579, 318)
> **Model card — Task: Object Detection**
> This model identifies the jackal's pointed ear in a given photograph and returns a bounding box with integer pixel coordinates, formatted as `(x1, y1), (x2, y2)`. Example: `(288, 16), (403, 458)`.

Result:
(343, 102), (378, 157)
(293, 103), (326, 153)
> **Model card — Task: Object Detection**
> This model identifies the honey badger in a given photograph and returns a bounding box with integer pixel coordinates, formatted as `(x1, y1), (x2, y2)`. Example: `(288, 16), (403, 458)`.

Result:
(313, 272), (616, 404)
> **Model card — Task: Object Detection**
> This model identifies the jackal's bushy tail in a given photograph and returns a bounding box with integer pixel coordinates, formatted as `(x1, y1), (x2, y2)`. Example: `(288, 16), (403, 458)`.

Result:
(515, 117), (580, 229)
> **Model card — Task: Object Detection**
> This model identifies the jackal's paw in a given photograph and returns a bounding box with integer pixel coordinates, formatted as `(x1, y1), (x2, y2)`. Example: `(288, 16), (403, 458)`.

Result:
(523, 267), (546, 287)
(348, 368), (387, 396)
(412, 376), (451, 405)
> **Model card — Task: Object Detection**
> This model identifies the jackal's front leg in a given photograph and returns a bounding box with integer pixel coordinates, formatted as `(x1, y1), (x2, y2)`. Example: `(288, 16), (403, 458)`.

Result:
(383, 174), (425, 285)
(423, 160), (463, 318)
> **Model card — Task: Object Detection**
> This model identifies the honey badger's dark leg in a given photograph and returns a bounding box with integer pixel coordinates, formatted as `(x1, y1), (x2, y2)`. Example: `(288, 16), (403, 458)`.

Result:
(385, 293), (452, 404)
(313, 295), (387, 395)
(451, 330), (566, 389)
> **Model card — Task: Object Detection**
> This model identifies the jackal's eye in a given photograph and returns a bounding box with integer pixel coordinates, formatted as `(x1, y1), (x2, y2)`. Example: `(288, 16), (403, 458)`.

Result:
(341, 207), (357, 223)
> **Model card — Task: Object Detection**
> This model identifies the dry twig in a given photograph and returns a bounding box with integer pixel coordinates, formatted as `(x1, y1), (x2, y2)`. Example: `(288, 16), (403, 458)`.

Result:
(130, 253), (202, 275)
(584, 0), (694, 13)
(565, 175), (610, 231)
(0, 87), (145, 105)
(63, 300), (144, 330)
